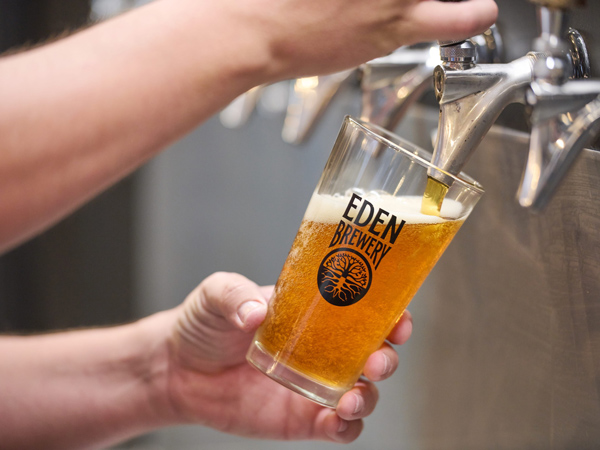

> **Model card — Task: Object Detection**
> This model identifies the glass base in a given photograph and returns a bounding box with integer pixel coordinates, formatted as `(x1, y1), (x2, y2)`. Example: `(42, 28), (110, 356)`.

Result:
(246, 340), (346, 408)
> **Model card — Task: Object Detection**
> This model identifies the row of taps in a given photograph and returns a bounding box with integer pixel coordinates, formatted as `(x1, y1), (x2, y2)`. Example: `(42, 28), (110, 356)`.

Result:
(220, 0), (599, 212)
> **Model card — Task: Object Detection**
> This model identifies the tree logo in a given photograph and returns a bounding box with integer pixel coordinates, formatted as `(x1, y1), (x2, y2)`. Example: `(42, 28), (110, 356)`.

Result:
(317, 248), (372, 307)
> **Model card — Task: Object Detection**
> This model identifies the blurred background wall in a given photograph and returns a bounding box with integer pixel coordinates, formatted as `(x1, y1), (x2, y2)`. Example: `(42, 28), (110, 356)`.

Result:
(1, 1), (600, 449)
(0, 0), (138, 332)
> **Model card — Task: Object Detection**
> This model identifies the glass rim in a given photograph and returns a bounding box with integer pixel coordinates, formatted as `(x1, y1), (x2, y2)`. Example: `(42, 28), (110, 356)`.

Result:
(346, 116), (485, 196)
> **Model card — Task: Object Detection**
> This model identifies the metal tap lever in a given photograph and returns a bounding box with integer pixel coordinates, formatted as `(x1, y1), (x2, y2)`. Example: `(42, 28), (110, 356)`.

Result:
(516, 0), (597, 210)
(519, 79), (600, 210)
(517, 11), (600, 211)
(281, 70), (355, 145)
(359, 44), (440, 130)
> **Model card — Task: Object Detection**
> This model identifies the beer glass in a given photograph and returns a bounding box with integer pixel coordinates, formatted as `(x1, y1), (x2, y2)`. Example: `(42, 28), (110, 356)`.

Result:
(246, 116), (483, 407)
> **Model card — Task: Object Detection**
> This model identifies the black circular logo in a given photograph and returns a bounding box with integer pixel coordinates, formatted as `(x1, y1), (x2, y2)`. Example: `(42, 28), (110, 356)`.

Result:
(317, 248), (372, 307)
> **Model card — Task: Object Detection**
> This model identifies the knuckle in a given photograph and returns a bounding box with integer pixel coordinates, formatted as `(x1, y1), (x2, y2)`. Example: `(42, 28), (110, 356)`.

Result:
(203, 272), (244, 296)
(222, 276), (251, 300)
(205, 271), (234, 285)
(198, 272), (251, 315)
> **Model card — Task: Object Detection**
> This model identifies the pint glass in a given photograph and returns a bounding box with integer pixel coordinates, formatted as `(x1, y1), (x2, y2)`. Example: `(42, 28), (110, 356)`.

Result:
(246, 116), (483, 407)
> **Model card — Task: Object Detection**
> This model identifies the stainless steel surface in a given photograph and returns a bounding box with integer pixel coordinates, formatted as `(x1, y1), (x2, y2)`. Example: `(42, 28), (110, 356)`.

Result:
(415, 120), (600, 450)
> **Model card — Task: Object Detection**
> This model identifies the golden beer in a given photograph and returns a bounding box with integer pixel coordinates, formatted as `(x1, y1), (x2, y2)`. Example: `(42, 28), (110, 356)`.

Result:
(421, 176), (449, 216)
(250, 191), (464, 403)
(247, 116), (482, 408)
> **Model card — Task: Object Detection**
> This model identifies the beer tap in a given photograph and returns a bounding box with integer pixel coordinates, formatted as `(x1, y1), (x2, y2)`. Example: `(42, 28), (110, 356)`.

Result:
(517, 0), (599, 210)
(282, 69), (355, 145)
(280, 44), (441, 147)
(359, 43), (440, 131)
(360, 27), (502, 132)
(427, 0), (589, 193)
(219, 85), (264, 129)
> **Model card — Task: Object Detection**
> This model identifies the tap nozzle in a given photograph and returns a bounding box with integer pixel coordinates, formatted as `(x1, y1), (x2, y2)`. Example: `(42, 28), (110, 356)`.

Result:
(428, 50), (538, 188)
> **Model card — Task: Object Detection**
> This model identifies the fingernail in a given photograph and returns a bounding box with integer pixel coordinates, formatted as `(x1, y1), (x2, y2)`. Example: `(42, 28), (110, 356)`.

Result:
(337, 418), (349, 433)
(381, 353), (392, 377)
(237, 301), (262, 325)
(353, 393), (364, 415)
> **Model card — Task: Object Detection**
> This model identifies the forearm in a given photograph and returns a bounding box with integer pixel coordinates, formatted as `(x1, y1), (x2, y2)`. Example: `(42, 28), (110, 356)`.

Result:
(0, 310), (178, 450)
(0, 0), (498, 253)
(0, 0), (272, 252)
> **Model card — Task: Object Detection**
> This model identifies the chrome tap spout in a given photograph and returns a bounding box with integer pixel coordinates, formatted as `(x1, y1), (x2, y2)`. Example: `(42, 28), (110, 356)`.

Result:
(518, 79), (600, 210)
(428, 54), (540, 186)
(517, 0), (594, 210)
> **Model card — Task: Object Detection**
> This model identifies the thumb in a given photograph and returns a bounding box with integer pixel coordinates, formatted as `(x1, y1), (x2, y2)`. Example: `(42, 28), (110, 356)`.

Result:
(173, 272), (270, 373)
(198, 271), (270, 332)
(407, 0), (498, 43)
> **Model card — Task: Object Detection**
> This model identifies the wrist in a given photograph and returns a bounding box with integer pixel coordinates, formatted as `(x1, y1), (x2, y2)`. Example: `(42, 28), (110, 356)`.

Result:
(155, 0), (278, 92)
(130, 308), (183, 430)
